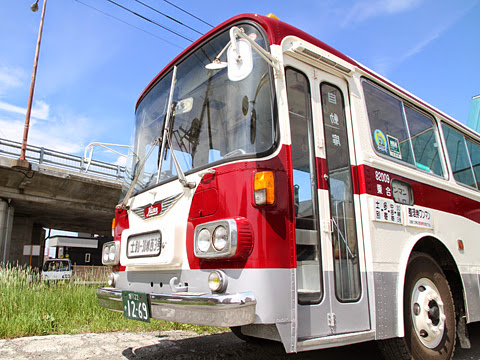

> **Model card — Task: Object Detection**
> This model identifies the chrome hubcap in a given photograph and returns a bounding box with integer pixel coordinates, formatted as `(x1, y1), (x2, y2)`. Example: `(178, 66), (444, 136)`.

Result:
(411, 278), (446, 348)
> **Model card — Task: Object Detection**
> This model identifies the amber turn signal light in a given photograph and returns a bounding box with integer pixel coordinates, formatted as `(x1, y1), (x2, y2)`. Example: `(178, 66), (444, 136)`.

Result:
(254, 171), (275, 205)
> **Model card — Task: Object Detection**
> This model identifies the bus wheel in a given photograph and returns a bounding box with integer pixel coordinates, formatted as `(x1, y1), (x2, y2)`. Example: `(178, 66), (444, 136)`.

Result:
(230, 326), (266, 344)
(404, 253), (456, 360)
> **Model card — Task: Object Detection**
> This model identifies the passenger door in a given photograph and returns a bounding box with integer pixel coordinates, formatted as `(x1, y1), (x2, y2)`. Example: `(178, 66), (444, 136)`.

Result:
(285, 58), (370, 340)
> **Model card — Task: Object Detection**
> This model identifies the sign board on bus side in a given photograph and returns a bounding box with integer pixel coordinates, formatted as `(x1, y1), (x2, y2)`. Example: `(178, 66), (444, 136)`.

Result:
(371, 198), (434, 230)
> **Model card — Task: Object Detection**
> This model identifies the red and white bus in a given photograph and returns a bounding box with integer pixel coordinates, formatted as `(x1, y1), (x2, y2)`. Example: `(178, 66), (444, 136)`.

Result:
(97, 13), (480, 360)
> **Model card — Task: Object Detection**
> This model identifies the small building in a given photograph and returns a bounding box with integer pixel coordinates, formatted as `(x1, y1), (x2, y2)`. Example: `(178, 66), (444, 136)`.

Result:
(48, 235), (111, 266)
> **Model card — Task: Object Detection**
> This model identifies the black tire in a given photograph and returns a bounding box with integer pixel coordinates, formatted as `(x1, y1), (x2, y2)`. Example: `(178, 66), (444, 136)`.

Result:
(379, 253), (456, 360)
(230, 326), (268, 344)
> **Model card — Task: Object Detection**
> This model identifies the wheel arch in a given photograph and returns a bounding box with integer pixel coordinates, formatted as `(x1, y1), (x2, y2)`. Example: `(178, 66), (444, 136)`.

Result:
(395, 235), (465, 337)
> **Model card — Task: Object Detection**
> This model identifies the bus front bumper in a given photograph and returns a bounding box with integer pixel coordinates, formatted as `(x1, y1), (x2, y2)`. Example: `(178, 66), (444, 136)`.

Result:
(97, 287), (257, 327)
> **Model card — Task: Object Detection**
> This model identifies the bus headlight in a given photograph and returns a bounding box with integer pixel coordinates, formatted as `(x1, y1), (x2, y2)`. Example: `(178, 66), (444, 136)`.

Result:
(102, 241), (120, 265)
(194, 218), (253, 259)
(208, 270), (227, 293)
(197, 229), (211, 253)
(212, 225), (228, 251)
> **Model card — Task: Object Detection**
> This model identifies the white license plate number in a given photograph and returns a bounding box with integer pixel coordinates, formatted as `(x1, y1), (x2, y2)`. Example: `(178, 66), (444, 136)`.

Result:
(127, 231), (161, 258)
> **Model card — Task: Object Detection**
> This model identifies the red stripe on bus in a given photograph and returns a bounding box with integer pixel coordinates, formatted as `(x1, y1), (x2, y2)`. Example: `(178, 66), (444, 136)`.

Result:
(357, 164), (480, 224)
(316, 157), (328, 190)
(317, 160), (480, 223)
(315, 158), (361, 195)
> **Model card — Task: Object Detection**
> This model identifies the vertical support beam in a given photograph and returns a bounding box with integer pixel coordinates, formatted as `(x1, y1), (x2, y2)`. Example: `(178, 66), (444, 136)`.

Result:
(11, 216), (34, 267)
(0, 199), (13, 266)
(0, 200), (6, 266)
(19, 0), (48, 163)
(31, 224), (45, 268)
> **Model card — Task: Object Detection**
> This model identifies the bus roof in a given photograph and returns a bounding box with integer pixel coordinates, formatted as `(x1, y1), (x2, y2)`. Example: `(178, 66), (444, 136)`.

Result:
(136, 13), (478, 139)
(136, 13), (357, 107)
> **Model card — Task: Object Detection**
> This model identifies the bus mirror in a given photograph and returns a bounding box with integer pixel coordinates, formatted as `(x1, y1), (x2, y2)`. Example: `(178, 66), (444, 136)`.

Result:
(227, 38), (253, 82)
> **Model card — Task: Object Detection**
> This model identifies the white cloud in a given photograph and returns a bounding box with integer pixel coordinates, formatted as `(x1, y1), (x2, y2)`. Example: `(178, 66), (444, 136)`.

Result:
(0, 117), (23, 141)
(114, 155), (127, 167)
(0, 118), (86, 154)
(373, 2), (476, 76)
(0, 65), (25, 95)
(0, 97), (119, 161)
(0, 101), (25, 116)
(31, 100), (50, 120)
(341, 0), (423, 27)
(402, 32), (440, 60)
(0, 104), (92, 155)
(0, 99), (50, 121)
(380, 0), (422, 13)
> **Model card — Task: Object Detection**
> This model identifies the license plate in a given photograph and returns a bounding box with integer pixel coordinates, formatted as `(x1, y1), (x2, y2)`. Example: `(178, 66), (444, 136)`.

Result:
(126, 231), (161, 258)
(122, 291), (150, 322)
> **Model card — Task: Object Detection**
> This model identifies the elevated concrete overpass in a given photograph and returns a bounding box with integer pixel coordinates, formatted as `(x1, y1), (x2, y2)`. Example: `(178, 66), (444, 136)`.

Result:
(0, 138), (124, 268)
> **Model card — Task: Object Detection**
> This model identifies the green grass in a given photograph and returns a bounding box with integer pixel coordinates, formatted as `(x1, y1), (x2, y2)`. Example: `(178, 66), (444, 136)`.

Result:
(0, 265), (224, 339)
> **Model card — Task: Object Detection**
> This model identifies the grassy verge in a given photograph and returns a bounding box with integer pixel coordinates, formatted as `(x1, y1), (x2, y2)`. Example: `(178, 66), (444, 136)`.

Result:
(0, 265), (224, 339)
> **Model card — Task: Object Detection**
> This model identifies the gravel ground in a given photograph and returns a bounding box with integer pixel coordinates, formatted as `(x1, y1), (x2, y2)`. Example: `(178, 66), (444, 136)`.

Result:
(0, 330), (382, 360)
(1, 324), (480, 360)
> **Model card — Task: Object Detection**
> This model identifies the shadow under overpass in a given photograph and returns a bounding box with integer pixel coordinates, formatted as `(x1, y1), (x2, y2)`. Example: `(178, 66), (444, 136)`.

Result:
(0, 154), (122, 268)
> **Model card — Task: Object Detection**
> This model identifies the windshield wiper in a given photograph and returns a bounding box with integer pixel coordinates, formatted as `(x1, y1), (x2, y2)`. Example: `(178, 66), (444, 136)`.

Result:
(163, 121), (196, 189)
(120, 136), (161, 209)
(156, 100), (196, 189)
(156, 65), (196, 189)
(120, 65), (196, 210)
(120, 66), (179, 209)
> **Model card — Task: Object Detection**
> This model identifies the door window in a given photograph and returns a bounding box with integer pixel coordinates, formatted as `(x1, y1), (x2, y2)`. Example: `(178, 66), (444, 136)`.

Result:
(285, 68), (323, 304)
(321, 83), (361, 301)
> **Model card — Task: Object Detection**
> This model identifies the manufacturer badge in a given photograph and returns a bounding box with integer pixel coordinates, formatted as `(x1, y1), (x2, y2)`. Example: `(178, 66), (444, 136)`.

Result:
(144, 203), (161, 219)
(132, 193), (183, 220)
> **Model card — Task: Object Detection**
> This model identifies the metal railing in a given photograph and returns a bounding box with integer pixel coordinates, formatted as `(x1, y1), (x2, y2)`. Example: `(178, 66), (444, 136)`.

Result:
(0, 138), (125, 181)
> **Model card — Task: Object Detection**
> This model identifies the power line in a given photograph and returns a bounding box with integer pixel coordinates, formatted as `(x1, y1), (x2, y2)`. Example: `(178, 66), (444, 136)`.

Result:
(105, 0), (195, 42)
(161, 0), (214, 28)
(134, 0), (204, 36)
(75, 0), (184, 49)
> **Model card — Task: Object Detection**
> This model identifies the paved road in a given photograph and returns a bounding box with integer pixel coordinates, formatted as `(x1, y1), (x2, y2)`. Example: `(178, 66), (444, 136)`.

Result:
(2, 323), (480, 359)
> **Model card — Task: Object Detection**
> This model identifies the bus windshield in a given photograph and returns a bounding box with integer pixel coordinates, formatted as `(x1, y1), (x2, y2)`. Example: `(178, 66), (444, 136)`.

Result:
(123, 24), (275, 197)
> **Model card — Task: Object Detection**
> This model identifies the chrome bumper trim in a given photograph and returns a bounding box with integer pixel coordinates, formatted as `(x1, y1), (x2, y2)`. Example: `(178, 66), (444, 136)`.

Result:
(96, 287), (257, 327)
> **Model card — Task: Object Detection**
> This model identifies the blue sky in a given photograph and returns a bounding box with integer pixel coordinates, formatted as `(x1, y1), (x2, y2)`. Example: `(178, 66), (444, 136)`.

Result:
(0, 0), (479, 166)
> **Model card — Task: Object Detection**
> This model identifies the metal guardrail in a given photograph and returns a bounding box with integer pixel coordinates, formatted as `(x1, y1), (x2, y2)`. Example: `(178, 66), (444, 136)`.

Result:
(0, 138), (125, 181)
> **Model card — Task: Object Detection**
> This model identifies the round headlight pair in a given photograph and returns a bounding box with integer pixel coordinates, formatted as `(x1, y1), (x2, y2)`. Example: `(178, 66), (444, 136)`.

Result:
(197, 225), (228, 252)
(103, 243), (118, 265)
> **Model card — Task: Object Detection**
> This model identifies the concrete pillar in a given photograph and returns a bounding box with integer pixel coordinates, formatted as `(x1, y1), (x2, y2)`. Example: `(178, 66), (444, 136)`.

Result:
(0, 199), (13, 267)
(8, 216), (45, 269)
(32, 224), (45, 268)
(10, 216), (34, 267)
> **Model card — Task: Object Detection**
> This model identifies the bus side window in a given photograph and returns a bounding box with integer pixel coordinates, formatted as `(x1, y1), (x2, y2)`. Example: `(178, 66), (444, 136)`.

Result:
(362, 81), (415, 165)
(442, 124), (477, 188)
(404, 107), (444, 176)
(466, 139), (480, 189)
(363, 80), (444, 176)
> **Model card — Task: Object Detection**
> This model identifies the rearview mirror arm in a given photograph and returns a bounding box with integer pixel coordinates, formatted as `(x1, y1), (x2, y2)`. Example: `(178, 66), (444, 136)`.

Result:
(229, 26), (280, 72)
